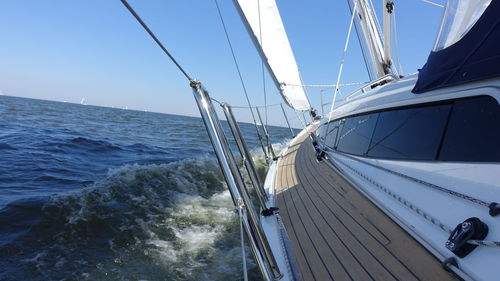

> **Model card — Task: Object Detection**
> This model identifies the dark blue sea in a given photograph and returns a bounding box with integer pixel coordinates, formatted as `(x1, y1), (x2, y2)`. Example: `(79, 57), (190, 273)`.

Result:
(0, 95), (295, 281)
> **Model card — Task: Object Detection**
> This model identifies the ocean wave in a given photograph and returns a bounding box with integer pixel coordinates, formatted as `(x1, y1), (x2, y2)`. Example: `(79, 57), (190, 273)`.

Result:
(0, 138), (289, 280)
(0, 158), (261, 281)
(0, 142), (16, 150)
(70, 136), (123, 152)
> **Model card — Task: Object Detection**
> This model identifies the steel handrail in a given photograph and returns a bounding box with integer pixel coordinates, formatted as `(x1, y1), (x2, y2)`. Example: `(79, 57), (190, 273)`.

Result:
(256, 107), (277, 161)
(221, 103), (269, 208)
(191, 81), (282, 281)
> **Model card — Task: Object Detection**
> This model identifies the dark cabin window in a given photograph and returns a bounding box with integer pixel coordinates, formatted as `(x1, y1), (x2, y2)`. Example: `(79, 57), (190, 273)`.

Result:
(337, 114), (379, 155)
(335, 119), (345, 148)
(317, 124), (327, 138)
(324, 121), (340, 148)
(366, 104), (451, 160)
(439, 96), (500, 162)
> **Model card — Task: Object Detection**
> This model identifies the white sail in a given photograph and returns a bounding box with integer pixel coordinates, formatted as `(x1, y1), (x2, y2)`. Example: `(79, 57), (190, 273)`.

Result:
(232, 0), (311, 111)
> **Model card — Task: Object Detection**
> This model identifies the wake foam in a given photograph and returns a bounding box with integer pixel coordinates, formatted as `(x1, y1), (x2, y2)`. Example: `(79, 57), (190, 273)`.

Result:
(1, 158), (260, 280)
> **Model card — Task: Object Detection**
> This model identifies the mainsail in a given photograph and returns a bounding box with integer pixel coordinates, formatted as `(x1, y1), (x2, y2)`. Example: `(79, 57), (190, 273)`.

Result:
(232, 0), (311, 111)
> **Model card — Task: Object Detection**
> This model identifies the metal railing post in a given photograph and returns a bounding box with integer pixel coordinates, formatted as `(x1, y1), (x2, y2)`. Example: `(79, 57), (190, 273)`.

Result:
(280, 103), (295, 138)
(221, 103), (269, 209)
(191, 81), (282, 280)
(256, 107), (277, 160)
(251, 107), (270, 161)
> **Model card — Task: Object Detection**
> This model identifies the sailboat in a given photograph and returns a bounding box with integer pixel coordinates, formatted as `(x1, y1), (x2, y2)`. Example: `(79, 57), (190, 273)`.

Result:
(120, 0), (500, 280)
(80, 97), (86, 105)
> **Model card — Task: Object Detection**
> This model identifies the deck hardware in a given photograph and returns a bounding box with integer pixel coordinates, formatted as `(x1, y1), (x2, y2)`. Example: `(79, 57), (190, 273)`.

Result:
(311, 136), (326, 162)
(256, 107), (277, 162)
(441, 257), (458, 272)
(262, 207), (280, 217)
(316, 150), (326, 162)
(489, 202), (500, 216)
(386, 1), (394, 14)
(446, 217), (489, 258)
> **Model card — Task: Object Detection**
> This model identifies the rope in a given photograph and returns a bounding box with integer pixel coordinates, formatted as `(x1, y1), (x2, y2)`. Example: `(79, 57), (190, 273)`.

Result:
(330, 154), (500, 248)
(340, 152), (491, 208)
(237, 204), (249, 281)
(468, 240), (500, 247)
(335, 156), (453, 232)
(418, 0), (445, 8)
(119, 0), (192, 82)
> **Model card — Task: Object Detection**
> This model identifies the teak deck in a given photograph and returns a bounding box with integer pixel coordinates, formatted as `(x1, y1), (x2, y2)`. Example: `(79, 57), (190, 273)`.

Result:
(275, 133), (457, 281)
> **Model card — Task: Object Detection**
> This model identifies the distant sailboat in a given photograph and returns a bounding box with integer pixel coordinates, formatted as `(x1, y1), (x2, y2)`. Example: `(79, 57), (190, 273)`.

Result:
(80, 97), (86, 105)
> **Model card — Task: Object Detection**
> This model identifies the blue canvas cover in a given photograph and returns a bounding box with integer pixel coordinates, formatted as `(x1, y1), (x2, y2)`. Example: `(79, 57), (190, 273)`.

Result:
(413, 0), (500, 93)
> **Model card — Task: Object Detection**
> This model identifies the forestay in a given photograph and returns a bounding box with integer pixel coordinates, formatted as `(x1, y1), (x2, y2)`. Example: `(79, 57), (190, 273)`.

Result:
(232, 0), (311, 111)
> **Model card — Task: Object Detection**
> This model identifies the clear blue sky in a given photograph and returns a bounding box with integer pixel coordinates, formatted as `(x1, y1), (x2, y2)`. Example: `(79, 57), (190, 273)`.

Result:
(0, 0), (444, 127)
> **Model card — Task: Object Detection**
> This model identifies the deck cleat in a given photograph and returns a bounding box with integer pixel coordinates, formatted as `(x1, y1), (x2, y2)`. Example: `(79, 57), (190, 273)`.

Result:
(446, 217), (489, 258)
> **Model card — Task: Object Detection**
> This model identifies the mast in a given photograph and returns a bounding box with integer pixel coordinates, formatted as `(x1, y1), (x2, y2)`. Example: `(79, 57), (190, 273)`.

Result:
(347, 0), (394, 80)
(383, 0), (394, 72)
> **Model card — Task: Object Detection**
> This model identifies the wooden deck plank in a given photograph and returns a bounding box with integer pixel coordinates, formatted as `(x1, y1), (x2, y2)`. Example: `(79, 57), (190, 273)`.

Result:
(290, 173), (376, 281)
(280, 142), (335, 281)
(274, 133), (458, 281)
(288, 178), (354, 281)
(295, 141), (417, 281)
(277, 147), (316, 281)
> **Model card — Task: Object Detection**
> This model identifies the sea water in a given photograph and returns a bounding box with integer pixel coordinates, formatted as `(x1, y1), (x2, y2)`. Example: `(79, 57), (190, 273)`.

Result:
(0, 95), (295, 281)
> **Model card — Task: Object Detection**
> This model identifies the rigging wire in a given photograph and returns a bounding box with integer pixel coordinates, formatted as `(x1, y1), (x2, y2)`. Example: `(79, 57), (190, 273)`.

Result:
(392, 6), (404, 75)
(119, 0), (192, 82)
(213, 0), (265, 144)
(283, 81), (367, 88)
(231, 103), (282, 109)
(298, 71), (315, 112)
(322, 1), (357, 139)
(293, 109), (307, 129)
(330, 1), (357, 111)
(418, 0), (445, 8)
